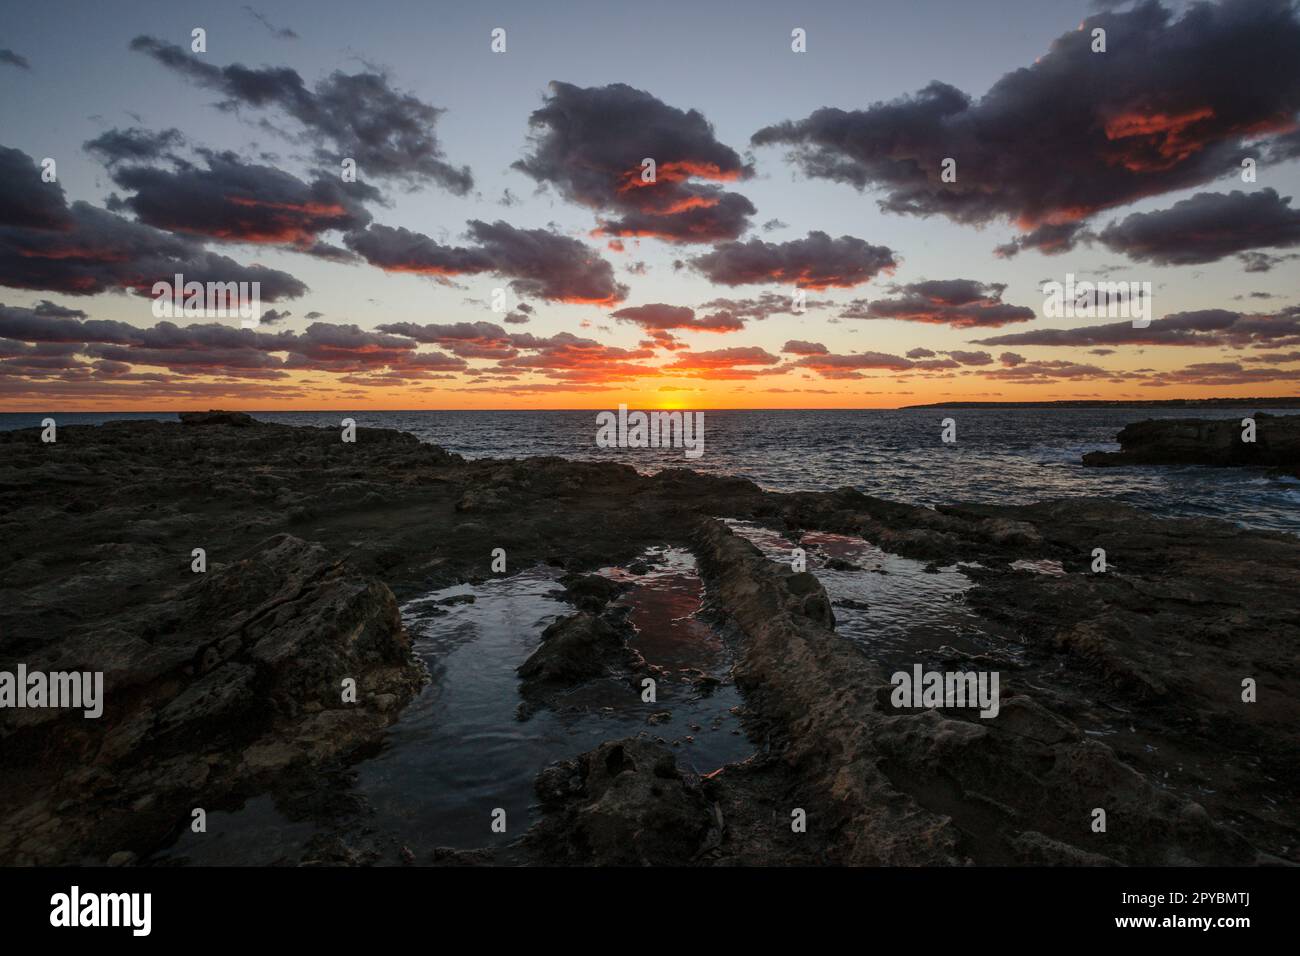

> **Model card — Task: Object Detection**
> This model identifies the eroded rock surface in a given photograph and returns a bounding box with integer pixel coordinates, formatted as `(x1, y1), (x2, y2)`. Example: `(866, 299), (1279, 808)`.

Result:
(2, 418), (1296, 865)
(517, 611), (645, 697)
(0, 531), (423, 864)
(526, 738), (720, 865)
(649, 519), (1269, 865)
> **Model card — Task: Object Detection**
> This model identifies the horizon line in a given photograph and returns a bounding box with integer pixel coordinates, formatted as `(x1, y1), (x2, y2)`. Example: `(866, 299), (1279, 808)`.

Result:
(3, 396), (1299, 415)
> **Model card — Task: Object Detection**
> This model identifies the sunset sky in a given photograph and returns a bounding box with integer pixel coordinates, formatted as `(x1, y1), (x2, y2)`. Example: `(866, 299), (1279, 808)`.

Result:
(2, 0), (1299, 410)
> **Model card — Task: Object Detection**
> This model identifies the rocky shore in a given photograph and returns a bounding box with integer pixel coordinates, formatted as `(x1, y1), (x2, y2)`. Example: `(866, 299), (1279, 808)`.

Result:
(1083, 412), (1300, 477)
(2, 413), (1296, 865)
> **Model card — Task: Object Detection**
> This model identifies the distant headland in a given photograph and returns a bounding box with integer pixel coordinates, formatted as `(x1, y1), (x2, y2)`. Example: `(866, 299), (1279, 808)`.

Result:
(902, 397), (1300, 410)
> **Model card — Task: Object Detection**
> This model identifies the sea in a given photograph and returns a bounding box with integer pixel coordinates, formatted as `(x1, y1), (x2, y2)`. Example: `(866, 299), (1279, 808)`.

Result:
(2, 405), (1298, 535)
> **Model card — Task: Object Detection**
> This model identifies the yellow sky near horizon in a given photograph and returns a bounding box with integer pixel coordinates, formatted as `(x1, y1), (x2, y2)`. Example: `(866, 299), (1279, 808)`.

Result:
(3, 367), (1292, 413)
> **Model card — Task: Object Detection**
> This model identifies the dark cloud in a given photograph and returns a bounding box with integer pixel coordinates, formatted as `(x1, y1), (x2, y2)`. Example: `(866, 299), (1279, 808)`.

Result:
(276, 322), (427, 371)
(466, 220), (627, 304)
(346, 219), (628, 304)
(0, 49), (29, 70)
(371, 322), (647, 375)
(495, 333), (658, 383)
(299, 240), (360, 262)
(343, 224), (490, 275)
(243, 5), (299, 40)
(31, 300), (89, 319)
(512, 81), (755, 243)
(1097, 189), (1300, 265)
(1, 200), (307, 300)
(1262, 127), (1300, 164)
(610, 303), (745, 334)
(130, 35), (472, 191)
(982, 360), (1117, 382)
(689, 231), (896, 289)
(84, 127), (186, 166)
(975, 307), (1300, 348)
(1140, 361), (1300, 386)
(994, 221), (1091, 258)
(910, 357), (961, 370)
(0, 145), (72, 229)
(259, 308), (291, 325)
(946, 350), (994, 366)
(782, 340), (829, 355)
(0, 306), (474, 379)
(1244, 350), (1300, 363)
(103, 149), (379, 247)
(374, 320), (519, 359)
(83, 341), (290, 374)
(664, 346), (781, 368)
(1, 302), (134, 343)
(597, 192), (757, 246)
(842, 279), (1035, 328)
(662, 346), (786, 380)
(0, 144), (308, 300)
(0, 368), (317, 402)
(696, 292), (831, 320)
(753, 0), (1300, 242)
(1238, 251), (1300, 272)
(791, 350), (915, 379)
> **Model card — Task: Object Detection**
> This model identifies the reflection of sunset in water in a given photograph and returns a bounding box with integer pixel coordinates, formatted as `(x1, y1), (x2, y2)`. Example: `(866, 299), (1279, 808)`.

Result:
(599, 546), (726, 674)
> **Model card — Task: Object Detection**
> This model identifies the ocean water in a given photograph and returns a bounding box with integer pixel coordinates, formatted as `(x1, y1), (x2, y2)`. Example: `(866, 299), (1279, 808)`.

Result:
(3, 406), (1298, 534)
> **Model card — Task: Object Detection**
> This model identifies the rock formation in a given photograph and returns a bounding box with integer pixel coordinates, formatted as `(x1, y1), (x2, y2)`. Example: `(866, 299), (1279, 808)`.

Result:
(1084, 412), (1300, 476)
(2, 418), (1295, 865)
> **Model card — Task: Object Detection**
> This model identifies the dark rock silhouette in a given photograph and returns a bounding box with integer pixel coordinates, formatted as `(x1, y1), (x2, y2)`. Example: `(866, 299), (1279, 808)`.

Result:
(178, 409), (258, 427)
(1084, 412), (1300, 476)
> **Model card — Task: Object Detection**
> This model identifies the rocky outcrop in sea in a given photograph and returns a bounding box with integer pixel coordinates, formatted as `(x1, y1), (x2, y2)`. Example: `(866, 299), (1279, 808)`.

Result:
(1083, 412), (1300, 477)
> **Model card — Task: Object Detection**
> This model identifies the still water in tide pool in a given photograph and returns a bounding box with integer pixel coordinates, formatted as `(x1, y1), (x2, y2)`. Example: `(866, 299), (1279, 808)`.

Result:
(152, 546), (751, 864)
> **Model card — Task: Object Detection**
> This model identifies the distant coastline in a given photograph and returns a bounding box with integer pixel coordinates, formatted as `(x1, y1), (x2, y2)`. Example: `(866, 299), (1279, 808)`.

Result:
(902, 397), (1300, 410)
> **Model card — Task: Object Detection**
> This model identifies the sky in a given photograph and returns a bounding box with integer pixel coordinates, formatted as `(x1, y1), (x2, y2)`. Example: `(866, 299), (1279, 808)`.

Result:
(1, 0), (1299, 410)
